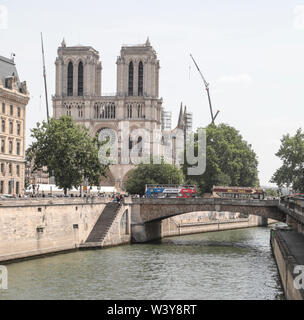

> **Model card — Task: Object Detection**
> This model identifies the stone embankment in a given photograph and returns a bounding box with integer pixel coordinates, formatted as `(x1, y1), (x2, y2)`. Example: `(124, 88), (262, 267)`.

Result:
(0, 197), (277, 264)
(271, 228), (304, 300)
(161, 212), (268, 238)
(0, 198), (131, 263)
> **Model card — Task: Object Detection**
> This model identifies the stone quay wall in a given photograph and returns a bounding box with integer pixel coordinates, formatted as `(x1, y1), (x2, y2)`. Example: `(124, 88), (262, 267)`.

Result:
(161, 212), (268, 238)
(100, 204), (132, 248)
(271, 228), (304, 300)
(0, 198), (109, 263)
(131, 210), (269, 243)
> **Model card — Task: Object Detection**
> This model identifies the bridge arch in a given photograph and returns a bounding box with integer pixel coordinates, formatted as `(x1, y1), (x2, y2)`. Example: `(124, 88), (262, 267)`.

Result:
(130, 199), (286, 243)
(131, 199), (286, 224)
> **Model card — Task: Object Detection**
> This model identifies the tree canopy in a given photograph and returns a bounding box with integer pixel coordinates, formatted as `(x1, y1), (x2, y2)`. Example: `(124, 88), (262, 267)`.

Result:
(125, 160), (184, 195)
(271, 128), (304, 192)
(183, 124), (259, 195)
(27, 116), (108, 194)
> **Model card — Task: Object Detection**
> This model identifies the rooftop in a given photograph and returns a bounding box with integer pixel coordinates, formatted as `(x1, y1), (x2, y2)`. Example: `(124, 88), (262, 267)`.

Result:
(0, 55), (22, 90)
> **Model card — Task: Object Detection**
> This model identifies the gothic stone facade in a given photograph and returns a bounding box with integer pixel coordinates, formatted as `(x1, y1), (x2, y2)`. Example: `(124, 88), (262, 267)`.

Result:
(52, 39), (164, 189)
(0, 56), (29, 195)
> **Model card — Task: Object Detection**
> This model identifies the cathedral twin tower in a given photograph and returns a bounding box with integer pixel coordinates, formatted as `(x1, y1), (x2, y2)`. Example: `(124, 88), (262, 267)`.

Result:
(52, 38), (164, 188)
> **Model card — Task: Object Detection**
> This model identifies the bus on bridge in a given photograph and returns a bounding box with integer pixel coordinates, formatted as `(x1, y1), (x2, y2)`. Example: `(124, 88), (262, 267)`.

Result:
(212, 186), (265, 200)
(145, 185), (197, 199)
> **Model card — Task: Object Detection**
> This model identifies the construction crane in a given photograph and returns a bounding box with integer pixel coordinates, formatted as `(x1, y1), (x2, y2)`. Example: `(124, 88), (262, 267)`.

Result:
(190, 54), (220, 125)
(41, 33), (50, 123)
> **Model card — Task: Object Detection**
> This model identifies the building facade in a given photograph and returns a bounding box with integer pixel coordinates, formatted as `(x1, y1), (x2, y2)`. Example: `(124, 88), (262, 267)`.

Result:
(53, 38), (192, 190)
(25, 161), (51, 189)
(53, 38), (166, 188)
(0, 55), (29, 195)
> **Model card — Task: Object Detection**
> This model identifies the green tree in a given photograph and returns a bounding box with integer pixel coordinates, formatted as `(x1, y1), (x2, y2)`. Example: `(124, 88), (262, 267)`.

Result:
(27, 116), (108, 195)
(264, 188), (279, 198)
(125, 160), (184, 195)
(183, 124), (259, 195)
(271, 128), (304, 192)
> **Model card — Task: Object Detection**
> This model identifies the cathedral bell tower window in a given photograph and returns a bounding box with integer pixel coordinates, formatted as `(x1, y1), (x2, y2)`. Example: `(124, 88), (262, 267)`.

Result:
(138, 62), (143, 96)
(67, 62), (73, 97)
(128, 61), (134, 96)
(78, 62), (84, 96)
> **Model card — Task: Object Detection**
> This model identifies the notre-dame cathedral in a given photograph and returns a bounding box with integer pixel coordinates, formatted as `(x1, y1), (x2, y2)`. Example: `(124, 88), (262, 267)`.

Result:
(52, 38), (192, 190)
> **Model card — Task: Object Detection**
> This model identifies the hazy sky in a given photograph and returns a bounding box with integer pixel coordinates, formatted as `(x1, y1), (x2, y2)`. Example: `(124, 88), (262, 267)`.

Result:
(1, 0), (304, 186)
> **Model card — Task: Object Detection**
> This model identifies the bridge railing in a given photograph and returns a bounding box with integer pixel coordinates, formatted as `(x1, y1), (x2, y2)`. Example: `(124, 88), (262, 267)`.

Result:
(280, 198), (304, 222)
(130, 197), (279, 206)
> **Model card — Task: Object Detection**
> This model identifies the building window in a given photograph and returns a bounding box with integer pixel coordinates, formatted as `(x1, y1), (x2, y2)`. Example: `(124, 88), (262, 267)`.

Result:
(1, 140), (5, 153)
(128, 61), (134, 96)
(129, 137), (133, 150)
(1, 163), (4, 175)
(9, 141), (13, 154)
(8, 163), (12, 175)
(17, 123), (21, 136)
(78, 106), (83, 118)
(2, 103), (5, 114)
(10, 105), (13, 116)
(16, 182), (20, 196)
(67, 62), (73, 96)
(0, 181), (3, 194)
(17, 107), (21, 117)
(127, 104), (133, 119)
(78, 62), (84, 96)
(94, 103), (116, 120)
(16, 165), (20, 176)
(138, 61), (143, 96)
(138, 137), (143, 156)
(2, 120), (5, 133)
(8, 181), (13, 194)
(66, 106), (72, 116)
(9, 121), (13, 134)
(16, 142), (20, 155)
(5, 79), (11, 90)
(137, 104), (143, 118)
(111, 104), (116, 119)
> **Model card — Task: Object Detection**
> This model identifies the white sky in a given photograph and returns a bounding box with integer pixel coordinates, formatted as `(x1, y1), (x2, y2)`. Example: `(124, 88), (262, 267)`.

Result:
(1, 0), (304, 186)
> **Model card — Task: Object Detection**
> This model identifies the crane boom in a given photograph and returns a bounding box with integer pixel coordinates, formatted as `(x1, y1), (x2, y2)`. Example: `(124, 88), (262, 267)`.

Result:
(190, 54), (209, 88)
(190, 54), (219, 125)
(41, 33), (50, 123)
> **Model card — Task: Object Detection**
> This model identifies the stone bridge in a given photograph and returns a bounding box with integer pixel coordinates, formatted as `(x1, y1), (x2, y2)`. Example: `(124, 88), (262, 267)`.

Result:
(129, 198), (286, 243)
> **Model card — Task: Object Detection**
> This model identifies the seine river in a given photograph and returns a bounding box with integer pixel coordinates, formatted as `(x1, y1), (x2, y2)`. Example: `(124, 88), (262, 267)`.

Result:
(0, 226), (284, 300)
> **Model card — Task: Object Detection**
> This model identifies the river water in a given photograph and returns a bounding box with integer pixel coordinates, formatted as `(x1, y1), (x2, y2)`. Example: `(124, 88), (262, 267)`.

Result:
(0, 226), (284, 300)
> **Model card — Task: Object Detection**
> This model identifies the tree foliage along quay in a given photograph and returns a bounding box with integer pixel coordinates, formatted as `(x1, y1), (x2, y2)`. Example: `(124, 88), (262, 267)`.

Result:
(125, 160), (184, 196)
(183, 124), (260, 195)
(271, 128), (304, 193)
(27, 116), (108, 195)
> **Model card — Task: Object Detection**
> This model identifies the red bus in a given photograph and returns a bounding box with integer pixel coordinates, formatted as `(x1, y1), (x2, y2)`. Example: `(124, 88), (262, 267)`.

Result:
(177, 186), (197, 199)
